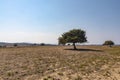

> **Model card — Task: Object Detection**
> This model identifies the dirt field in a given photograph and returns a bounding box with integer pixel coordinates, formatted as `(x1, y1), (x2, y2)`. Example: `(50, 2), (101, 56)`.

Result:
(0, 46), (120, 80)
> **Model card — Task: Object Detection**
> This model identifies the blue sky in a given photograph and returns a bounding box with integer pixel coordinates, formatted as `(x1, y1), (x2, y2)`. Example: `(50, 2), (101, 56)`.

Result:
(0, 0), (120, 44)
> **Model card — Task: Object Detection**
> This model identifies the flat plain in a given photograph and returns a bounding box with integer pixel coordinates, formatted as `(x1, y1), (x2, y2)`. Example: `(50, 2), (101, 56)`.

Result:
(0, 46), (120, 80)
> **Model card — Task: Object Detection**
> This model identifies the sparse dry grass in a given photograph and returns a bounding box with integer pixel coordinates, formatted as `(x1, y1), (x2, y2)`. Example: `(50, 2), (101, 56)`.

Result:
(0, 45), (120, 80)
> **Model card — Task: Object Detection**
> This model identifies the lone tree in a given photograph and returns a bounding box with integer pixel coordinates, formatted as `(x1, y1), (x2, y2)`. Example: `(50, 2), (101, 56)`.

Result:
(58, 37), (66, 45)
(60, 29), (87, 49)
(103, 40), (114, 47)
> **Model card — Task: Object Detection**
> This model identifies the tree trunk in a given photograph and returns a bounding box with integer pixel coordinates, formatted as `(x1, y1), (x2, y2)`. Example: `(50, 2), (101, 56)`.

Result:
(109, 45), (112, 47)
(73, 43), (77, 50)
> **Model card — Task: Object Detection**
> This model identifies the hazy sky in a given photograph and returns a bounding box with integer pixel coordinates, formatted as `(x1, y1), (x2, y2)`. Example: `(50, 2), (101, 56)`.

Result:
(0, 0), (120, 44)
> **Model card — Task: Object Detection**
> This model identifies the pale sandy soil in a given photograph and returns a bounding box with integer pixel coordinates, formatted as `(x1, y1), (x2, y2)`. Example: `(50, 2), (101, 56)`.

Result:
(0, 46), (120, 80)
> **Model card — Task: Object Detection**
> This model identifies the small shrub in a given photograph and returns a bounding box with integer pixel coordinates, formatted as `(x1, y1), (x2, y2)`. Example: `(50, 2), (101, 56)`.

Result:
(41, 43), (45, 46)
(103, 40), (114, 47)
(14, 44), (18, 47)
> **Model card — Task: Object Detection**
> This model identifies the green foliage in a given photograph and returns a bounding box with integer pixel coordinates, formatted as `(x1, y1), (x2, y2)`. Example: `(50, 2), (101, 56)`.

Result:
(62, 29), (87, 43)
(59, 29), (87, 49)
(103, 40), (114, 47)
(58, 37), (66, 45)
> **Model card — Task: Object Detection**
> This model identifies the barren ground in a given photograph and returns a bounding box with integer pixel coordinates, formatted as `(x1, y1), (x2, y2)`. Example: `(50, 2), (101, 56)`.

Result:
(0, 46), (120, 80)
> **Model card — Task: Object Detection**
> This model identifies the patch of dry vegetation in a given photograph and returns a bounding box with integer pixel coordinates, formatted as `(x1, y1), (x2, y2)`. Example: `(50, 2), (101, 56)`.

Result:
(0, 46), (120, 80)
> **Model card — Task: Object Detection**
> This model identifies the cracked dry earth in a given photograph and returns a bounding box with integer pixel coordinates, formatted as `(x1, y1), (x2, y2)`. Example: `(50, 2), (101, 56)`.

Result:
(0, 46), (120, 80)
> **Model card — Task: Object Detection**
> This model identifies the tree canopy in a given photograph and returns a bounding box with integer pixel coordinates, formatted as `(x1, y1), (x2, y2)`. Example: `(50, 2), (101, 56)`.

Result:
(59, 29), (87, 49)
(103, 40), (115, 47)
(58, 37), (66, 45)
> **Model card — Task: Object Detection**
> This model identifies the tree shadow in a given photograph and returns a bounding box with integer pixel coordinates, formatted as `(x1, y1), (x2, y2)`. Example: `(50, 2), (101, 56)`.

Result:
(64, 48), (103, 52)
